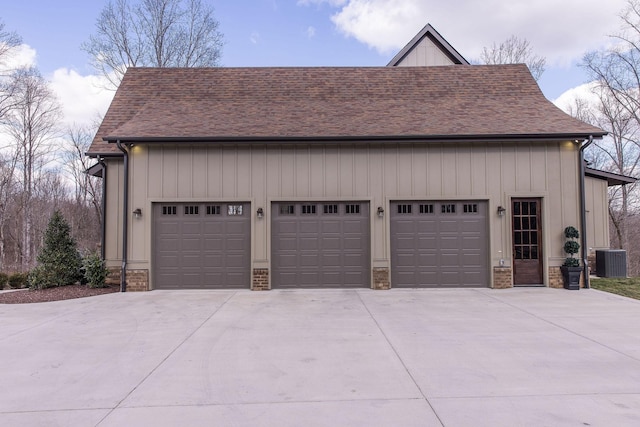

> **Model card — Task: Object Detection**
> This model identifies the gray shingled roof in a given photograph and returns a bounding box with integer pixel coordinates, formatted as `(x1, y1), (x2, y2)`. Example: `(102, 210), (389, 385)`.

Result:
(89, 65), (605, 155)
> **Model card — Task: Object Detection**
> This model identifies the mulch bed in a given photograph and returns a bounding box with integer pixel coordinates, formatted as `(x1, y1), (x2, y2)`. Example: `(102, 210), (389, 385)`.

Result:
(0, 283), (120, 304)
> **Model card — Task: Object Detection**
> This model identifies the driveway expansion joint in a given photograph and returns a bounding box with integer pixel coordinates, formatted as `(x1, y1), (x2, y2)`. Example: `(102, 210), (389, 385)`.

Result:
(478, 289), (640, 364)
(355, 290), (446, 427)
(95, 291), (239, 426)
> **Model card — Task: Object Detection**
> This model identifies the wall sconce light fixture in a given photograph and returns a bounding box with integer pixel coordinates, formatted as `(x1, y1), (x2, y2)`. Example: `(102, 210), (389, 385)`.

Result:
(133, 208), (142, 219)
(497, 206), (506, 217)
(377, 206), (385, 218)
(257, 207), (264, 219)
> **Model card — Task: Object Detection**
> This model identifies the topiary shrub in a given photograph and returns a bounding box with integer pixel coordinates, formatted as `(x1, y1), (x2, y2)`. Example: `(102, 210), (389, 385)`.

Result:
(29, 211), (83, 290)
(562, 226), (580, 267)
(83, 252), (108, 288)
(9, 272), (29, 289)
(0, 272), (8, 289)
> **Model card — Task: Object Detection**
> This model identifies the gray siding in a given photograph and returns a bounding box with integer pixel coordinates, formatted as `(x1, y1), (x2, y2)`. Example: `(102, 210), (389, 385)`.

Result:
(585, 176), (610, 251)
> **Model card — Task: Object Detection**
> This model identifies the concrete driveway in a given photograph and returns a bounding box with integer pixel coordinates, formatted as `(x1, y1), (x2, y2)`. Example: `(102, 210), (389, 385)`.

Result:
(2, 288), (640, 426)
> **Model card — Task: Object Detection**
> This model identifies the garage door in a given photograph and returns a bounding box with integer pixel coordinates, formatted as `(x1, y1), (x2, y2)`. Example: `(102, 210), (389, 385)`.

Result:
(153, 202), (250, 289)
(271, 202), (370, 288)
(390, 201), (489, 287)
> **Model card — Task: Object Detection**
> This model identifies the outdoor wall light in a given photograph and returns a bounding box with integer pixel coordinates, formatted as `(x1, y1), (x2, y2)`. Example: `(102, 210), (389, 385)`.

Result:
(377, 206), (385, 218)
(133, 208), (142, 218)
(257, 207), (264, 219)
(497, 206), (506, 217)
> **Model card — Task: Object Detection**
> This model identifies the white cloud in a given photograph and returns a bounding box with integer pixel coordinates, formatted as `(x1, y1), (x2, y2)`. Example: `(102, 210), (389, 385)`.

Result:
(48, 68), (114, 128)
(0, 43), (37, 71)
(297, 0), (348, 6)
(301, 0), (628, 66)
(250, 32), (261, 44)
(307, 26), (317, 38)
(553, 82), (600, 113)
(0, 44), (111, 128)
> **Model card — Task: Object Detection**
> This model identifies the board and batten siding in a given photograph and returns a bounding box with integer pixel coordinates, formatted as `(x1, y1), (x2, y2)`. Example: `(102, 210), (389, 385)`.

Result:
(104, 158), (124, 263)
(584, 176), (610, 251)
(103, 141), (583, 288)
(394, 37), (457, 67)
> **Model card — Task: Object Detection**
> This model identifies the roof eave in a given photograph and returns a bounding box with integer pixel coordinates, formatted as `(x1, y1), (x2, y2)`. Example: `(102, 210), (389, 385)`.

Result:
(585, 167), (638, 186)
(103, 133), (606, 145)
(86, 151), (125, 159)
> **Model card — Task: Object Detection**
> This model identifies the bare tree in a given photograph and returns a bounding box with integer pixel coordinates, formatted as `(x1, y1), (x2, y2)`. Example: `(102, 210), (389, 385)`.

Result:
(583, 0), (640, 128)
(0, 149), (19, 269)
(64, 124), (103, 228)
(3, 67), (62, 269)
(573, 89), (640, 249)
(83, 0), (224, 88)
(479, 35), (546, 81)
(623, 213), (640, 275)
(0, 20), (21, 62)
(578, 0), (640, 275)
(0, 20), (22, 122)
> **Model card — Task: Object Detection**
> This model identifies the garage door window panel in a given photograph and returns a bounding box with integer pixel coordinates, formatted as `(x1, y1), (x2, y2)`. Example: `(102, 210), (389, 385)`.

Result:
(280, 205), (295, 215)
(442, 204), (456, 213)
(206, 205), (221, 215)
(324, 204), (338, 214)
(302, 205), (317, 214)
(162, 206), (177, 215)
(346, 204), (361, 214)
(398, 204), (412, 214)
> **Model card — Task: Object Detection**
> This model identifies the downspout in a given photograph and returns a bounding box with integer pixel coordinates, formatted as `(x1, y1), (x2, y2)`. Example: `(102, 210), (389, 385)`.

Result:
(97, 155), (107, 260)
(579, 136), (594, 289)
(116, 141), (129, 292)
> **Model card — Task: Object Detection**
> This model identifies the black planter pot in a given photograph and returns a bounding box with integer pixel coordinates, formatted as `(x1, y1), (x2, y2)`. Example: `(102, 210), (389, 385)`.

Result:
(560, 266), (582, 290)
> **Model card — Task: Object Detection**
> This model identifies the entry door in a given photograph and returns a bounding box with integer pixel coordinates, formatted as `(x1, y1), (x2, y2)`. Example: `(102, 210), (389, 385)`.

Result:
(512, 198), (543, 285)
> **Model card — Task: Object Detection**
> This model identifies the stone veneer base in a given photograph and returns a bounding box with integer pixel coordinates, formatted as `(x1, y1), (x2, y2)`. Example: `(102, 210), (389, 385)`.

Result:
(105, 267), (149, 291)
(125, 269), (149, 292)
(252, 268), (269, 290)
(493, 267), (513, 289)
(373, 267), (390, 290)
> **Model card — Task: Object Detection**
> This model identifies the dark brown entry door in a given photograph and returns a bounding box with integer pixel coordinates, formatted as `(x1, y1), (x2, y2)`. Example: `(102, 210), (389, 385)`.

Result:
(512, 198), (543, 285)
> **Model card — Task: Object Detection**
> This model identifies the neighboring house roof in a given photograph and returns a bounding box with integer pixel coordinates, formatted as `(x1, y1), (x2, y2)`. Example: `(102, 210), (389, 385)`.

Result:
(586, 167), (637, 187)
(387, 23), (469, 66)
(88, 65), (605, 156)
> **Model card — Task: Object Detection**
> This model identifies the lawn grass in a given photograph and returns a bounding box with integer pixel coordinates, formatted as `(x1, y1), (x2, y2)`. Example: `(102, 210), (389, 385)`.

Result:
(590, 277), (640, 300)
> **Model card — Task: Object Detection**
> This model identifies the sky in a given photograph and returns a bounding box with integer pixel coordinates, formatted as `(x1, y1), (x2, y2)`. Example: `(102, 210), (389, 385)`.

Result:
(0, 0), (632, 129)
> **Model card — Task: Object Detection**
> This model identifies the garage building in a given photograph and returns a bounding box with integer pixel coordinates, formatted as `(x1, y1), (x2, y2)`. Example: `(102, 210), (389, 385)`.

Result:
(88, 25), (608, 291)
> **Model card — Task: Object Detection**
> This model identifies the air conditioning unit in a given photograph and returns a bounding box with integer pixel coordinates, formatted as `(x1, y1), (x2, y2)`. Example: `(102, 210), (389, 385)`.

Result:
(595, 250), (627, 278)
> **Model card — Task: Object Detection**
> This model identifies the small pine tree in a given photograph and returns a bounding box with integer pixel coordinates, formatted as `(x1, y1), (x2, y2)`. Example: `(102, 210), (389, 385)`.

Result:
(29, 211), (83, 289)
(83, 251), (109, 288)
